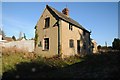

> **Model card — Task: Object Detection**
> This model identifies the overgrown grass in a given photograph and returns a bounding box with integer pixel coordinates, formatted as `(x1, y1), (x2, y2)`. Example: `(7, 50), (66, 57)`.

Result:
(2, 47), (83, 79)
(2, 47), (32, 73)
(3, 54), (82, 73)
(3, 53), (31, 73)
(0, 56), (2, 76)
(2, 48), (120, 79)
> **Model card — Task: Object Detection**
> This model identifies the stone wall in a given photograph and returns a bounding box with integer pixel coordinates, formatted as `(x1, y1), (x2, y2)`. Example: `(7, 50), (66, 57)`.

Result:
(2, 40), (34, 52)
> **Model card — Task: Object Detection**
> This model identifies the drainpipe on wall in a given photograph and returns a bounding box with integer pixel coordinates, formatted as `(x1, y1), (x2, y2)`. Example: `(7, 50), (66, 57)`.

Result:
(58, 19), (61, 56)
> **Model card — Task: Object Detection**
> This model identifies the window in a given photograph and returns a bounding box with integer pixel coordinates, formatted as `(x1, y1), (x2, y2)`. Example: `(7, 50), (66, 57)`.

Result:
(83, 30), (86, 36)
(69, 39), (74, 48)
(38, 41), (42, 47)
(45, 17), (50, 28)
(83, 43), (86, 49)
(92, 43), (94, 48)
(43, 38), (49, 50)
(69, 23), (73, 31)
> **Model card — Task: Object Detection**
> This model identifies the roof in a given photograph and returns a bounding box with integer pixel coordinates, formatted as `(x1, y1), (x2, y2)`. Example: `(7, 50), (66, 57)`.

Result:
(2, 37), (14, 42)
(17, 37), (26, 41)
(46, 5), (90, 33)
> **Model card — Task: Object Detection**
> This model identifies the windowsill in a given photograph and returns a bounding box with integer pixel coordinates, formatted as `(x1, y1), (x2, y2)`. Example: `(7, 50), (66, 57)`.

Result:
(43, 27), (49, 29)
(42, 49), (49, 51)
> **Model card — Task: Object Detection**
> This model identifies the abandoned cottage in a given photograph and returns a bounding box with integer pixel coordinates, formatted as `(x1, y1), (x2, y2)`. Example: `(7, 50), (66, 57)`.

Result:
(35, 5), (92, 57)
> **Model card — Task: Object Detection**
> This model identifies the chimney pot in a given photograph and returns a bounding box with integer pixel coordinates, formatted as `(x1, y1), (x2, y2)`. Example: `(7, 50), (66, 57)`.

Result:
(62, 8), (69, 17)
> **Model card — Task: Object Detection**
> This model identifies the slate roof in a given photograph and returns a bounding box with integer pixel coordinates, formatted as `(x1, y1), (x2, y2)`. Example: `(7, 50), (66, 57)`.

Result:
(46, 5), (90, 33)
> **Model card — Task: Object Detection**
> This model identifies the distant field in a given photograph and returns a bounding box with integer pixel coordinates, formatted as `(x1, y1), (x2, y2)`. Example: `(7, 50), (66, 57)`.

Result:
(1, 49), (120, 80)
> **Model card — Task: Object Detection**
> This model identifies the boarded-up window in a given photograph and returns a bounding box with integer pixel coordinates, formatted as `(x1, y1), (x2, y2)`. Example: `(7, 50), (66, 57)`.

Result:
(45, 17), (50, 28)
(69, 39), (74, 48)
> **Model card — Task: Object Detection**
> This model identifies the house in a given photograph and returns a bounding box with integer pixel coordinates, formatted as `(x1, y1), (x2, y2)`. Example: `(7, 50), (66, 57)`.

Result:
(2, 37), (14, 42)
(91, 39), (98, 53)
(17, 37), (26, 41)
(35, 5), (92, 58)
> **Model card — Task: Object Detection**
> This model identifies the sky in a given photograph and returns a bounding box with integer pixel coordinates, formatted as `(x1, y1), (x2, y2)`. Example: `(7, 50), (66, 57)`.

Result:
(118, 1), (120, 39)
(2, 2), (118, 46)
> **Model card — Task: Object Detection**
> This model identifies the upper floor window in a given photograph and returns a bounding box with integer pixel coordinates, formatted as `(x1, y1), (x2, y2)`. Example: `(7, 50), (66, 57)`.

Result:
(69, 23), (73, 31)
(69, 39), (74, 48)
(83, 30), (86, 36)
(45, 17), (50, 28)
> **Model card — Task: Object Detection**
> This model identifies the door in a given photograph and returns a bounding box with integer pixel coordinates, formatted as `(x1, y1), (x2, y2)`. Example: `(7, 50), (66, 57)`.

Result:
(77, 40), (80, 54)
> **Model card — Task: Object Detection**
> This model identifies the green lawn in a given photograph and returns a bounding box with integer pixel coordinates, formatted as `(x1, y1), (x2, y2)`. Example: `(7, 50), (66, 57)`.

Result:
(2, 51), (120, 80)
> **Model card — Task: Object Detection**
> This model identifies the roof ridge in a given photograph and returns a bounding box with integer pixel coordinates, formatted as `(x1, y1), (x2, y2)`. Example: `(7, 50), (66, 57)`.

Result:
(46, 5), (90, 33)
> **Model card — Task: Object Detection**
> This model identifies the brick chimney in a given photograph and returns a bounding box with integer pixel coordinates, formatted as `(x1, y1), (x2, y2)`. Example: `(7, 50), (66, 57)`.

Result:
(62, 8), (69, 17)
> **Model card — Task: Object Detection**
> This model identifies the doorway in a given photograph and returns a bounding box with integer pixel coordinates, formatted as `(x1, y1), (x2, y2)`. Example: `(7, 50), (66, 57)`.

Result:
(77, 40), (80, 54)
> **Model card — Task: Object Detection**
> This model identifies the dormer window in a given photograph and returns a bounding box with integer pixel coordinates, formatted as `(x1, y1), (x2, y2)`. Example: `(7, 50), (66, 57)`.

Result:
(69, 23), (73, 31)
(45, 17), (50, 28)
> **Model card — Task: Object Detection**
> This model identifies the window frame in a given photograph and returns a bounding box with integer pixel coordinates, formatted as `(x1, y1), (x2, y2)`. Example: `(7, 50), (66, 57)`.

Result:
(44, 17), (50, 28)
(69, 39), (74, 48)
(83, 43), (86, 49)
(38, 41), (42, 47)
(43, 38), (49, 50)
(69, 23), (73, 31)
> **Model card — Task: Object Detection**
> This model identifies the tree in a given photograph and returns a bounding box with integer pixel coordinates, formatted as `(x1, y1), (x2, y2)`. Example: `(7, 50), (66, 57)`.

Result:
(30, 38), (34, 40)
(23, 33), (27, 40)
(12, 36), (16, 41)
(19, 32), (22, 39)
(0, 28), (5, 37)
(35, 33), (38, 47)
(112, 38), (120, 50)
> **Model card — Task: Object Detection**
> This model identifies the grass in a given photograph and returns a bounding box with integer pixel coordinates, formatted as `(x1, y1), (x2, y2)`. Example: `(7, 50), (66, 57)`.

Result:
(2, 53), (82, 73)
(0, 56), (2, 77)
(3, 53), (31, 73)
(0, 47), (2, 78)
(2, 47), (33, 73)
(2, 48), (120, 80)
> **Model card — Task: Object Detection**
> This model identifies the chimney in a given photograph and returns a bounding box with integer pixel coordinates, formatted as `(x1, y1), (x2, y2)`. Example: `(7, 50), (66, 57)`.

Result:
(62, 8), (69, 17)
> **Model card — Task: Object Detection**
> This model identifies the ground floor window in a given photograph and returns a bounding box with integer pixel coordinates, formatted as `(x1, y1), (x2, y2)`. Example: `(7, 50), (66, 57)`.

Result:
(69, 39), (74, 48)
(77, 40), (80, 53)
(38, 41), (42, 47)
(43, 38), (49, 50)
(83, 43), (86, 49)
